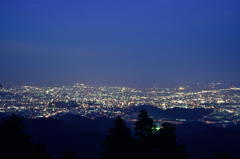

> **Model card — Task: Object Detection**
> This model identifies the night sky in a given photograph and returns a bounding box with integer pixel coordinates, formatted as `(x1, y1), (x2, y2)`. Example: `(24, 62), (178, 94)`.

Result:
(1, 0), (240, 86)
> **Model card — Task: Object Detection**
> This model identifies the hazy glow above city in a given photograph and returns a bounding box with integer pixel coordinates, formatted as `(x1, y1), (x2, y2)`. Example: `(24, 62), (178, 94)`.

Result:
(1, 0), (240, 85)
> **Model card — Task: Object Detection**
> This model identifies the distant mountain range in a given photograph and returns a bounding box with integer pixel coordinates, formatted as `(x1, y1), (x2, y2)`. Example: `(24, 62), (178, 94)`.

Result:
(1, 112), (240, 159)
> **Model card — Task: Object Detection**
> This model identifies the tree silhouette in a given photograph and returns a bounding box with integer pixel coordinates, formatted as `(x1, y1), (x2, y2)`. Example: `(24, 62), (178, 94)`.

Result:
(133, 110), (189, 159)
(61, 149), (78, 159)
(134, 109), (157, 139)
(101, 116), (134, 159)
(156, 122), (189, 159)
(0, 114), (49, 159)
(215, 150), (231, 159)
(134, 109), (157, 159)
(33, 143), (50, 159)
(102, 110), (189, 159)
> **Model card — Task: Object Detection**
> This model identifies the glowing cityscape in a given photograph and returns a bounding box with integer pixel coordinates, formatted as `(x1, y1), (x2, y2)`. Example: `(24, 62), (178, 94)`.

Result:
(1, 83), (240, 127)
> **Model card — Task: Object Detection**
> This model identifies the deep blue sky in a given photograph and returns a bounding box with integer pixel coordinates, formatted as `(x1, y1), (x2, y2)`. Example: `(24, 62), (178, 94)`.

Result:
(1, 0), (240, 86)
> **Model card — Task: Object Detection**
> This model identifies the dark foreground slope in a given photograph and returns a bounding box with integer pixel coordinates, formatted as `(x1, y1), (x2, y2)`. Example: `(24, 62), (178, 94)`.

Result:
(0, 114), (114, 159)
(1, 114), (240, 159)
(176, 122), (240, 159)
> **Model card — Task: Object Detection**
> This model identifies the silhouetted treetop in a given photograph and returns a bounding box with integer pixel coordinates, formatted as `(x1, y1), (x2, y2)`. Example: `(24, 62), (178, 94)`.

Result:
(155, 122), (189, 159)
(102, 110), (189, 159)
(101, 116), (135, 159)
(134, 109), (157, 139)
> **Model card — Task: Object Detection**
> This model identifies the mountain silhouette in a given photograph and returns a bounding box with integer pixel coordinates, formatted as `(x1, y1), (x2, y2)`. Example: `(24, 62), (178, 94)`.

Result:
(177, 124), (240, 159)
(58, 113), (76, 122)
(132, 105), (213, 120)
(175, 122), (215, 136)
(226, 124), (240, 132)
(0, 112), (9, 118)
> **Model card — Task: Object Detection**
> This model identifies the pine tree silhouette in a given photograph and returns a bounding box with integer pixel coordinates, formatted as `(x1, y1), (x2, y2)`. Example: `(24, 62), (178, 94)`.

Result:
(101, 110), (189, 159)
(134, 109), (157, 139)
(134, 109), (157, 159)
(0, 114), (49, 159)
(101, 116), (134, 159)
(156, 122), (189, 159)
(33, 143), (50, 159)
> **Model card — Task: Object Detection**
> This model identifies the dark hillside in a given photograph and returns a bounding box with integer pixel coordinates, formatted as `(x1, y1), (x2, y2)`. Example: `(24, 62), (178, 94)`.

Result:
(177, 127), (240, 159)
(68, 115), (100, 131)
(132, 105), (213, 120)
(0, 115), (111, 159)
(0, 112), (9, 118)
(35, 132), (105, 159)
(1, 114), (240, 159)
(22, 118), (95, 137)
(176, 122), (215, 136)
(58, 113), (76, 122)
(227, 124), (240, 132)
